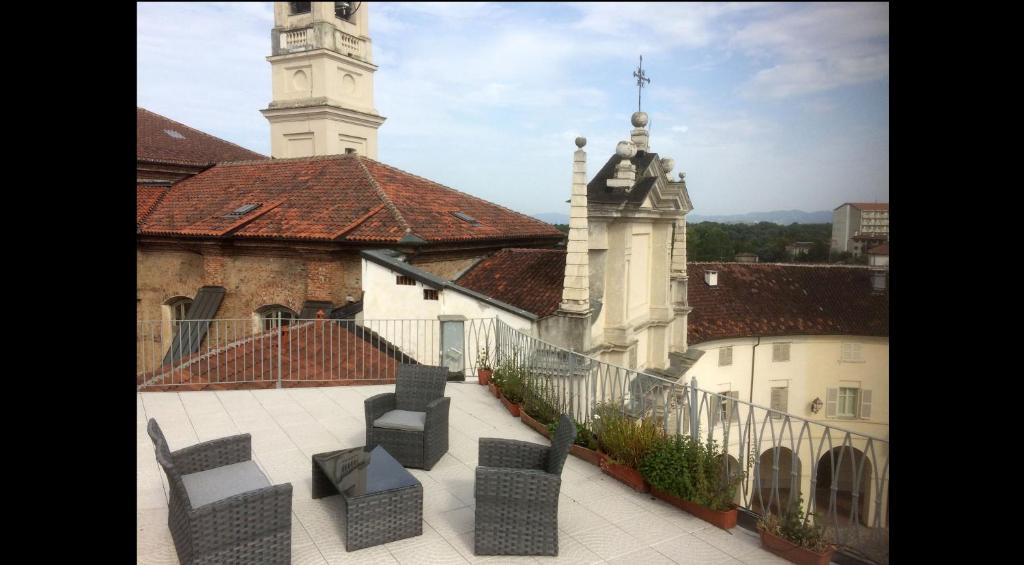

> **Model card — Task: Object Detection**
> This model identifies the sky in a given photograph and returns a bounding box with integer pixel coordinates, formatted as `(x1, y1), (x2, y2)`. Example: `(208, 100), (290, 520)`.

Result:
(137, 2), (889, 217)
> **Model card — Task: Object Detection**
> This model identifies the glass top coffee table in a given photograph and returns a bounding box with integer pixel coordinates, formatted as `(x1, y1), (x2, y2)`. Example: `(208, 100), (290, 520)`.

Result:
(312, 445), (423, 551)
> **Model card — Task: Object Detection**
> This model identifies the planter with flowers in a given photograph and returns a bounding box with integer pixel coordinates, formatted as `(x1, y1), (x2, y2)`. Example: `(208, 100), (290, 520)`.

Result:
(476, 347), (493, 386)
(591, 403), (663, 493)
(757, 496), (835, 565)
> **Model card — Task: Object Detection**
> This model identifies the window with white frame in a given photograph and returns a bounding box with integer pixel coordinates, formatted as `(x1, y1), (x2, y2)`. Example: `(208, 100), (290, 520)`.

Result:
(258, 306), (295, 331)
(772, 343), (790, 362)
(841, 342), (864, 362)
(716, 391), (739, 426)
(718, 346), (733, 366)
(166, 297), (193, 329)
(837, 387), (860, 418)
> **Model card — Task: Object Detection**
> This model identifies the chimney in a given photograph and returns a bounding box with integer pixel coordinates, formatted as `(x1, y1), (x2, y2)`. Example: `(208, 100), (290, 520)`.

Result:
(560, 136), (591, 314)
(705, 270), (718, 287)
(630, 111), (649, 152)
(607, 140), (637, 189)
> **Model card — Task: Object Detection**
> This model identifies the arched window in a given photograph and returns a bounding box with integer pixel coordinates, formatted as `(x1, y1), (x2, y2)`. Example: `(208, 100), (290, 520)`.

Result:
(165, 296), (193, 328)
(257, 305), (296, 331)
(290, 2), (311, 15)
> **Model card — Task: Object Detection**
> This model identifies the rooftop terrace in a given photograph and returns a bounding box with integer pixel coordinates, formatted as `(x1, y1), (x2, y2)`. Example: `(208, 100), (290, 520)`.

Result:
(138, 383), (800, 565)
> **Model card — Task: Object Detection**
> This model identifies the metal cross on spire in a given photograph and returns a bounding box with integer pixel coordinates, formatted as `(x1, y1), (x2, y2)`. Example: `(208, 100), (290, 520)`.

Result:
(633, 55), (651, 112)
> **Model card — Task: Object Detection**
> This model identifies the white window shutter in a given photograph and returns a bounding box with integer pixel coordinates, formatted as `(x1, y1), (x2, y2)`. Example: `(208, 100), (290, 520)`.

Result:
(710, 394), (720, 427)
(825, 387), (837, 418)
(841, 343), (852, 361)
(770, 387), (788, 419)
(860, 389), (872, 419)
(726, 391), (739, 424)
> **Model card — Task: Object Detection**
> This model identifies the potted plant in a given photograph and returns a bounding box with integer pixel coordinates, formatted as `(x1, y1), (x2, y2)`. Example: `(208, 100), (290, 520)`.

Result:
(521, 376), (561, 438)
(591, 403), (663, 493)
(550, 420), (602, 465)
(757, 496), (835, 565)
(476, 346), (493, 386)
(493, 358), (524, 417)
(639, 435), (743, 529)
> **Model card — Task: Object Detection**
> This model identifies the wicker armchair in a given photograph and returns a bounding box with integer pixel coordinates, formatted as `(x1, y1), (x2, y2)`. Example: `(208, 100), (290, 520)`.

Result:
(364, 364), (450, 470)
(146, 419), (292, 565)
(474, 413), (577, 556)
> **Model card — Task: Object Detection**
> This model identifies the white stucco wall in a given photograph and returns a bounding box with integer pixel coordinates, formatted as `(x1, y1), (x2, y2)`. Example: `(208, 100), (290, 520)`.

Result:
(687, 334), (889, 435)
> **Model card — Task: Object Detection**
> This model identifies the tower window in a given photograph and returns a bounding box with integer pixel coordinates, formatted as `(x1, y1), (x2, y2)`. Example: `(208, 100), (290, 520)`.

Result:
(290, 2), (311, 15)
(345, 148), (357, 155)
(423, 289), (439, 301)
(335, 2), (355, 21)
(258, 305), (296, 331)
(396, 276), (415, 286)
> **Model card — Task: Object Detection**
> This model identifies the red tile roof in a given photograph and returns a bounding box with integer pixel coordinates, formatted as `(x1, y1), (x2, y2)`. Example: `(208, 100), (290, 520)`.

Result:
(137, 183), (170, 224)
(139, 154), (565, 244)
(457, 249), (567, 317)
(838, 202), (889, 212)
(867, 243), (889, 255)
(137, 107), (266, 166)
(687, 262), (888, 345)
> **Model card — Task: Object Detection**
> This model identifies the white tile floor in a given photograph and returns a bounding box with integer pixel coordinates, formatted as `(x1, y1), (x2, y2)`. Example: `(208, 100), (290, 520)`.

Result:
(137, 383), (796, 565)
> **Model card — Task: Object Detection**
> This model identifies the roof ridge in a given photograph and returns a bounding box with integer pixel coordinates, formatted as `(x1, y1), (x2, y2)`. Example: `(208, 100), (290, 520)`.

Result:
(353, 156), (412, 234)
(138, 107), (266, 161)
(689, 261), (877, 269)
(137, 185), (172, 226)
(356, 155), (561, 232)
(214, 154), (354, 167)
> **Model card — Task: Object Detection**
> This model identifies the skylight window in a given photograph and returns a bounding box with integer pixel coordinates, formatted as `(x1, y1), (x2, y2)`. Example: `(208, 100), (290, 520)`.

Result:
(163, 129), (185, 139)
(225, 203), (261, 218)
(452, 211), (479, 225)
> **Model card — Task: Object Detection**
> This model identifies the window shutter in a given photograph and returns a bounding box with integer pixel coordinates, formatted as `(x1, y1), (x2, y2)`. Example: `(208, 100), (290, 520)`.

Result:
(719, 347), (732, 366)
(860, 389), (872, 419)
(727, 391), (740, 425)
(825, 388), (837, 418)
(773, 343), (790, 362)
(770, 387), (788, 419)
(841, 343), (852, 361)
(710, 394), (720, 427)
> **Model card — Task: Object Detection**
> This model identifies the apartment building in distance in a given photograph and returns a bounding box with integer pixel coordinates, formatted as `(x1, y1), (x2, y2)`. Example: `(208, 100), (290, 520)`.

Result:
(831, 202), (889, 255)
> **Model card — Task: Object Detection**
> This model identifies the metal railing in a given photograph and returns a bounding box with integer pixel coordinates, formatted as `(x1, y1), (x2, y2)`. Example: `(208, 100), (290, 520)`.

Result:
(491, 319), (888, 564)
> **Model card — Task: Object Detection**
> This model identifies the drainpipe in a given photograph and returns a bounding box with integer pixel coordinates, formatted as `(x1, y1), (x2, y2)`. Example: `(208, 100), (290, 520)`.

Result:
(749, 337), (760, 404)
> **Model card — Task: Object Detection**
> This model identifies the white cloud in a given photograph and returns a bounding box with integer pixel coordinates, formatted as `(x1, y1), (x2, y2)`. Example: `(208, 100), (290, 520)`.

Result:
(671, 125), (689, 133)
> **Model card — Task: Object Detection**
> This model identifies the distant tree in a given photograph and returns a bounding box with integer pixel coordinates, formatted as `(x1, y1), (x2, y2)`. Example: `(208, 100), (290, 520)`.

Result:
(687, 221), (832, 263)
(554, 223), (569, 234)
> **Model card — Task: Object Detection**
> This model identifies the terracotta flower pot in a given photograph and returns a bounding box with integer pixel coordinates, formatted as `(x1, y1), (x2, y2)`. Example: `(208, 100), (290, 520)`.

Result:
(569, 444), (602, 466)
(499, 393), (521, 417)
(488, 382), (499, 397)
(597, 452), (649, 493)
(649, 487), (737, 529)
(758, 529), (835, 565)
(477, 368), (492, 385)
(520, 410), (551, 438)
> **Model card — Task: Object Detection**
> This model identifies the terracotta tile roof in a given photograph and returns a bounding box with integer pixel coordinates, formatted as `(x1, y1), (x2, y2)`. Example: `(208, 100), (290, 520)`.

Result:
(687, 262), (888, 345)
(837, 202), (889, 212)
(137, 183), (170, 224)
(139, 155), (564, 244)
(137, 107), (266, 166)
(867, 243), (889, 255)
(456, 249), (567, 317)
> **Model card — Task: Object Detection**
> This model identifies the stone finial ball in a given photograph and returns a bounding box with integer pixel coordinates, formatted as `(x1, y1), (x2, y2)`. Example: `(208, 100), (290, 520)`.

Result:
(615, 140), (637, 159)
(631, 111), (649, 128)
(575, 136), (587, 148)
(660, 157), (675, 173)
(679, 171), (686, 180)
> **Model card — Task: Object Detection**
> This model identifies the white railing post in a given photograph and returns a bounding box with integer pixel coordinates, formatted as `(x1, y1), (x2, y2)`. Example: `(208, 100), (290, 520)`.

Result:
(690, 376), (699, 438)
(276, 321), (283, 389)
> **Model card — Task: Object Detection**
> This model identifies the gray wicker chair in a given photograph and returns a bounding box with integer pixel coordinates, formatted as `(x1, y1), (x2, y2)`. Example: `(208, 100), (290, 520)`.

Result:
(146, 419), (292, 565)
(364, 364), (450, 470)
(474, 413), (578, 556)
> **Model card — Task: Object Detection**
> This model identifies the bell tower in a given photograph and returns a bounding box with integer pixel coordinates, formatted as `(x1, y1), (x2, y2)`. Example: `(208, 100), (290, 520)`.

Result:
(261, 2), (386, 159)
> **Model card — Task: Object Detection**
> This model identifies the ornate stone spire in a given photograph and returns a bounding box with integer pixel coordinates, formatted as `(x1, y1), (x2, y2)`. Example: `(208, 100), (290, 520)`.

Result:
(560, 136), (591, 314)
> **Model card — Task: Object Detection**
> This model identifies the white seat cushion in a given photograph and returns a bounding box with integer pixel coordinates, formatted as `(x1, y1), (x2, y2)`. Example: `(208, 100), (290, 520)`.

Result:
(373, 409), (426, 432)
(182, 460), (271, 508)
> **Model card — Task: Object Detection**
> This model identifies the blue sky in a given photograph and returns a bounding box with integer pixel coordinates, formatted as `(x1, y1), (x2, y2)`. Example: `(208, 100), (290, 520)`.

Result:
(137, 2), (889, 217)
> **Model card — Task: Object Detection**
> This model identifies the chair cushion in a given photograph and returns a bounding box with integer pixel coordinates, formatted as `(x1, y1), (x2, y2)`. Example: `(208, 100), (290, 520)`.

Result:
(373, 409), (426, 432)
(182, 460), (271, 508)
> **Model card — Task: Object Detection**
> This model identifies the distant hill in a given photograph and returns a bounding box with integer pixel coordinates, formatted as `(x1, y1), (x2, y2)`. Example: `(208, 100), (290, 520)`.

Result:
(688, 210), (832, 224)
(532, 212), (569, 224)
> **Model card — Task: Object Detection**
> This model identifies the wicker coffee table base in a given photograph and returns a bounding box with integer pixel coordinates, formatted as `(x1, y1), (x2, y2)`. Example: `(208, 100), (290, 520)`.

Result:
(312, 452), (424, 551)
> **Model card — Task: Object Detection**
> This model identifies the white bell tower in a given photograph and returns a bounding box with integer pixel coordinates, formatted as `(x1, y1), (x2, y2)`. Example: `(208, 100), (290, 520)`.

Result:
(261, 2), (386, 159)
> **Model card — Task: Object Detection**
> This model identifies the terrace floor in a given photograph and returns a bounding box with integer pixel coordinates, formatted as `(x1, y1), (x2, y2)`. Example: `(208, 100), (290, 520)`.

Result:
(138, 382), (804, 565)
